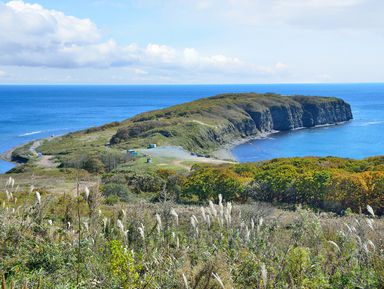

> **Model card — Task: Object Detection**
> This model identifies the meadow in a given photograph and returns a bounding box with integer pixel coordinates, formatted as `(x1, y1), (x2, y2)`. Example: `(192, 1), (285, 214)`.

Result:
(1, 176), (383, 288)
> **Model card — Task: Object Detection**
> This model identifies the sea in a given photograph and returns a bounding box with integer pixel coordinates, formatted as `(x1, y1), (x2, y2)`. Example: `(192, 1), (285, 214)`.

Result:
(0, 84), (383, 173)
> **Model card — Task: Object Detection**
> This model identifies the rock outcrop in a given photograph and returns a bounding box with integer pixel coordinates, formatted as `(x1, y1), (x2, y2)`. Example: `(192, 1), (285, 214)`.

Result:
(110, 93), (353, 153)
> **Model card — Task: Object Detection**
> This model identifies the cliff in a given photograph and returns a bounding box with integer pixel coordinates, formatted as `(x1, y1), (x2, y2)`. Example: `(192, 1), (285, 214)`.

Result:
(110, 93), (352, 153)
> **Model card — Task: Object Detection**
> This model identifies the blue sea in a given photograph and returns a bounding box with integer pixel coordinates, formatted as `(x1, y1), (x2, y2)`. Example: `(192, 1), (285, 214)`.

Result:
(0, 84), (383, 173)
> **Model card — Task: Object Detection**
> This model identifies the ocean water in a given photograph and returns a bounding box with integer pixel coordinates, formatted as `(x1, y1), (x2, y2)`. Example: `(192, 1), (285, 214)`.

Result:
(0, 84), (383, 173)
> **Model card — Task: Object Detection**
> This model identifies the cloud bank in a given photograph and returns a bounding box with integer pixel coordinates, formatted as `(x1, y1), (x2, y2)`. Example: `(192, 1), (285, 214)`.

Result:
(0, 0), (287, 80)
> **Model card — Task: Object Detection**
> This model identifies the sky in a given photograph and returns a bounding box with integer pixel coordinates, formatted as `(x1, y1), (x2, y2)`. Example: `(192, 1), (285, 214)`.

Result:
(0, 0), (383, 84)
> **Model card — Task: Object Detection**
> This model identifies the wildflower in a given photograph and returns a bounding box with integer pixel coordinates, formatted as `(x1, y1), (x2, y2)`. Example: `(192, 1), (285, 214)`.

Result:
(48, 219), (53, 226)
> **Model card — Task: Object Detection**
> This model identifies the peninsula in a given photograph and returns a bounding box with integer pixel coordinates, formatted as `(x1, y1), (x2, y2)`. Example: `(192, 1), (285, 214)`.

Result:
(9, 92), (352, 171)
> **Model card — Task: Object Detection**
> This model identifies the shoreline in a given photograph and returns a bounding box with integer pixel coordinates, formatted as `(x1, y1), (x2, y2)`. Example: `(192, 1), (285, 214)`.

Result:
(0, 120), (352, 173)
(212, 121), (350, 161)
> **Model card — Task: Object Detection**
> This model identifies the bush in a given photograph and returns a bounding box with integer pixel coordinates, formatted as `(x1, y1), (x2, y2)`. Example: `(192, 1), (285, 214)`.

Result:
(102, 183), (132, 202)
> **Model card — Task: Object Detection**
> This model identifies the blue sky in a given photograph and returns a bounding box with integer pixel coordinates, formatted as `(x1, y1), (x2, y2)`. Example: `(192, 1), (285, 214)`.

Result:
(0, 0), (382, 84)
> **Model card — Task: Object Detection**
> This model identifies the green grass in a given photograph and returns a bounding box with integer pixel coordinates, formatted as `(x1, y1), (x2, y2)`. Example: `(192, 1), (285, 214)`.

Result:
(11, 92), (351, 172)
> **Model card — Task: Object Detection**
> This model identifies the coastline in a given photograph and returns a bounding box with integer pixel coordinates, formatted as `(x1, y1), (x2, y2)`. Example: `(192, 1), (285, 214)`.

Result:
(0, 120), (352, 173)
(213, 120), (351, 162)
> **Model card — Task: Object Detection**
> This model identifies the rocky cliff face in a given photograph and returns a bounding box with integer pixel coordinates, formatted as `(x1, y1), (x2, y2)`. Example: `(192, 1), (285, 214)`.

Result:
(110, 93), (353, 153)
(239, 97), (352, 134)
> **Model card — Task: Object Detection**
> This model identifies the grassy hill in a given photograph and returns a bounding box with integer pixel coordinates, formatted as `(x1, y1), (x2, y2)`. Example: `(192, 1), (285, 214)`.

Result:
(12, 92), (351, 171)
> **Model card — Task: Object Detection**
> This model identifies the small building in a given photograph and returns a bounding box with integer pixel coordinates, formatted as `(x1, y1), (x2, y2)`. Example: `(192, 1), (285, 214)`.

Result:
(147, 143), (157, 149)
(127, 149), (138, 157)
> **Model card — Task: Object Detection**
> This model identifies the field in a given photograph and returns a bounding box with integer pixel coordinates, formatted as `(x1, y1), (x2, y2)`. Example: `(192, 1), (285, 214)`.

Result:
(1, 177), (383, 288)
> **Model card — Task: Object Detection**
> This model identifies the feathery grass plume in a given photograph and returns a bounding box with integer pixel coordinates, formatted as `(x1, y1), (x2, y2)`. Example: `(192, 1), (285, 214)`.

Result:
(5, 190), (11, 201)
(6, 176), (11, 187)
(83, 221), (89, 232)
(212, 272), (225, 289)
(84, 186), (90, 201)
(209, 200), (217, 217)
(240, 221), (245, 230)
(138, 223), (145, 240)
(182, 273), (189, 289)
(367, 205), (375, 217)
(366, 239), (376, 252)
(366, 218), (374, 230)
(103, 217), (108, 231)
(345, 223), (352, 233)
(30, 185), (34, 193)
(328, 240), (341, 253)
(191, 215), (198, 228)
(226, 202), (232, 215)
(170, 208), (179, 226)
(257, 217), (264, 233)
(201, 206), (207, 222)
(48, 219), (53, 226)
(35, 191), (41, 205)
(259, 217), (264, 227)
(218, 193), (223, 205)
(176, 236), (180, 249)
(355, 235), (362, 246)
(117, 219), (124, 233)
(261, 263), (268, 289)
(206, 214), (211, 229)
(67, 221), (71, 230)
(251, 218), (255, 230)
(245, 226), (250, 242)
(156, 213), (162, 235)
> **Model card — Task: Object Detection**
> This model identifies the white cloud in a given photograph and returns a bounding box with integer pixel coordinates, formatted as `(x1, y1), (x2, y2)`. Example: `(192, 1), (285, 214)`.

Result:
(0, 0), (287, 80)
(180, 0), (377, 30)
(0, 69), (6, 78)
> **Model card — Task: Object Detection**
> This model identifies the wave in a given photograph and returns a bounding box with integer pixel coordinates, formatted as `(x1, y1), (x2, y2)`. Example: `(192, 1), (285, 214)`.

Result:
(18, 131), (42, 137)
(357, 121), (384, 127)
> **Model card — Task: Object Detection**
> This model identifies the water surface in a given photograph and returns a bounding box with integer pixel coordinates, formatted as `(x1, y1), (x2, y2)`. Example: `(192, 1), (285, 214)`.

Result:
(0, 84), (383, 173)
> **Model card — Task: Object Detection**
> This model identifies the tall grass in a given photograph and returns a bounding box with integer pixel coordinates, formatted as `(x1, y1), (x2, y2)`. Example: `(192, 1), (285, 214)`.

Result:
(0, 179), (383, 288)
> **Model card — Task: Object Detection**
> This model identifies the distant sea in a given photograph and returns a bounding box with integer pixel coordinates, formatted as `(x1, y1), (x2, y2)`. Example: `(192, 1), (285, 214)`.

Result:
(1, 84), (383, 173)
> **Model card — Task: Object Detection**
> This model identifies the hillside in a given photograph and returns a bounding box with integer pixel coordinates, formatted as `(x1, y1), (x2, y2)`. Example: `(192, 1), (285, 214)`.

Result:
(12, 92), (351, 171)
(110, 93), (352, 153)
